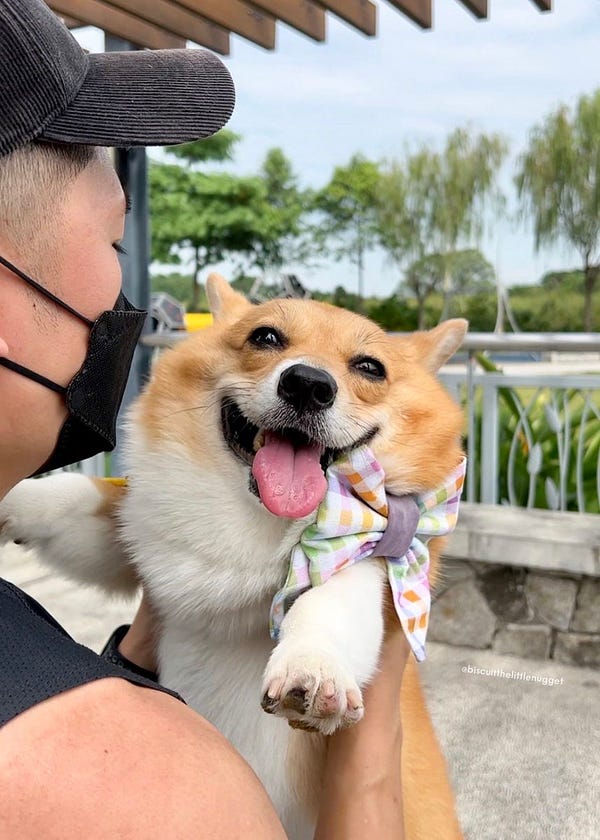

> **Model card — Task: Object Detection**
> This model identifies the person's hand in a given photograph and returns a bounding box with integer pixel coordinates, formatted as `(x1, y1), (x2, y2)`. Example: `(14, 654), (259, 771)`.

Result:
(315, 596), (410, 839)
(117, 591), (160, 674)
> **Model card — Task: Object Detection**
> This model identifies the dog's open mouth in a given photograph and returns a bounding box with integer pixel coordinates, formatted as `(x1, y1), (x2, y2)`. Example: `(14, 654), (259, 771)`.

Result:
(221, 399), (377, 520)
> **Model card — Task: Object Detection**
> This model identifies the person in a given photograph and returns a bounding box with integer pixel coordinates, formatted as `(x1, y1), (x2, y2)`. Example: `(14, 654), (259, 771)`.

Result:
(0, 2), (410, 837)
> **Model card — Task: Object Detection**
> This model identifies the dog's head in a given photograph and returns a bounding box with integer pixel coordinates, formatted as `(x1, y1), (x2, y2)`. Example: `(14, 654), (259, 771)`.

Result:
(140, 274), (466, 520)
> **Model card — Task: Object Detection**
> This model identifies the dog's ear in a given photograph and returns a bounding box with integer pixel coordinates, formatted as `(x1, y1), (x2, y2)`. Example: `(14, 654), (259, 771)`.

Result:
(399, 319), (468, 372)
(206, 273), (251, 322)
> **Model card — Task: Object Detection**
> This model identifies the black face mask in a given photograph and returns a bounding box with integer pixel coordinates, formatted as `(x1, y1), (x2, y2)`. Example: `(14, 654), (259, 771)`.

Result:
(0, 254), (147, 475)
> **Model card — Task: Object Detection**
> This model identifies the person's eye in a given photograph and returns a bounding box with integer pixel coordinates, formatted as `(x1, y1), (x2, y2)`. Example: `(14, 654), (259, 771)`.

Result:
(112, 241), (127, 255)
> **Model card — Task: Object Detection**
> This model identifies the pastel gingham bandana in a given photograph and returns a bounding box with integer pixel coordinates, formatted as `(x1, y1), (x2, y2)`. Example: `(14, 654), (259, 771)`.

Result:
(270, 447), (467, 662)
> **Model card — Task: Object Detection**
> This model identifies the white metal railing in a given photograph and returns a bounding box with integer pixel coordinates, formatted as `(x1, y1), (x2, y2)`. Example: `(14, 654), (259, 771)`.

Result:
(439, 370), (600, 511)
(434, 334), (600, 513)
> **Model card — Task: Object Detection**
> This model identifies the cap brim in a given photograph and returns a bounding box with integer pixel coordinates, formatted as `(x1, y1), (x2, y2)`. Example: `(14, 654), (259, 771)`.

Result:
(39, 48), (235, 148)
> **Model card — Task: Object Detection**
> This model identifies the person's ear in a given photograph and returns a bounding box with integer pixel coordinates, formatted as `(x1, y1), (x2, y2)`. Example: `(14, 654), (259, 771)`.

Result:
(0, 337), (9, 357)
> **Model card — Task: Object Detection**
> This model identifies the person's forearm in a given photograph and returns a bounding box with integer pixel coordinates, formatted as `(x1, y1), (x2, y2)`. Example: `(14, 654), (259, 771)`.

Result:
(315, 607), (409, 840)
(117, 593), (159, 673)
(314, 712), (404, 839)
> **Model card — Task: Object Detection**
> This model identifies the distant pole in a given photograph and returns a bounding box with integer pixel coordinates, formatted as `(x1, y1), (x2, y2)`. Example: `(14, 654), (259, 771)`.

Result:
(494, 238), (519, 333)
(358, 249), (364, 301)
(494, 237), (504, 333)
(494, 276), (505, 333)
(105, 34), (152, 475)
(357, 215), (364, 302)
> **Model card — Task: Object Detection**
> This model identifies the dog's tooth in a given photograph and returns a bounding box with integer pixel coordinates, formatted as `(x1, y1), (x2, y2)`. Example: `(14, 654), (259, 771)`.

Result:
(253, 431), (265, 452)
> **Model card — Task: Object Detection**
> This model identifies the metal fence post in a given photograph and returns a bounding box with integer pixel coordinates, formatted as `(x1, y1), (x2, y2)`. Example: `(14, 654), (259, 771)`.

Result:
(466, 351), (477, 502)
(480, 381), (499, 504)
(104, 35), (152, 477)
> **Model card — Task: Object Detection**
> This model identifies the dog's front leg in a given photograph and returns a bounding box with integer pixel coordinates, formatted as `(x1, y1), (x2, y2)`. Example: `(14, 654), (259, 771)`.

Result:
(261, 560), (386, 735)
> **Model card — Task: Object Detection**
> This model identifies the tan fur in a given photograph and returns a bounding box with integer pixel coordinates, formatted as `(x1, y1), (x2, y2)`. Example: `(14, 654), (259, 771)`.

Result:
(401, 657), (464, 839)
(91, 477), (127, 518)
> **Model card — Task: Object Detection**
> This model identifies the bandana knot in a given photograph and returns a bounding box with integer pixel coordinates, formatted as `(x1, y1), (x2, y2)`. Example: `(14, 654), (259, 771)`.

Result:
(270, 446), (466, 662)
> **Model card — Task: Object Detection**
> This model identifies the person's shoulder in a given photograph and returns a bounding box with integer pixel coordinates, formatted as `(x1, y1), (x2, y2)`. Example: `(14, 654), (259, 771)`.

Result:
(0, 578), (182, 727)
(0, 676), (286, 839)
(0, 577), (70, 634)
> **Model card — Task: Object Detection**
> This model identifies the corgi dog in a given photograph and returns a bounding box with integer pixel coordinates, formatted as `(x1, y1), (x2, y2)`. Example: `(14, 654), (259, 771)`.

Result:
(0, 275), (466, 839)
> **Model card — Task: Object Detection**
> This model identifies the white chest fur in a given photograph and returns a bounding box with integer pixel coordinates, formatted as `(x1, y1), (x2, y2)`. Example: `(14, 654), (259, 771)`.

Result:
(120, 442), (318, 836)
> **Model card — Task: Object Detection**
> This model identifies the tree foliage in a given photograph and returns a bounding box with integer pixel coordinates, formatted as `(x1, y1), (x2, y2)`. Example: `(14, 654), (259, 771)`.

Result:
(165, 129), (241, 167)
(314, 154), (381, 300)
(149, 144), (312, 310)
(399, 249), (495, 328)
(250, 148), (315, 274)
(515, 89), (600, 330)
(377, 128), (508, 320)
(150, 162), (273, 309)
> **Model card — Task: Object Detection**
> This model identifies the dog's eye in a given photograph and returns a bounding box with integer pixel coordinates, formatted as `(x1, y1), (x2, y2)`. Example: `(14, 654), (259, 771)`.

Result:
(351, 356), (386, 381)
(248, 326), (286, 349)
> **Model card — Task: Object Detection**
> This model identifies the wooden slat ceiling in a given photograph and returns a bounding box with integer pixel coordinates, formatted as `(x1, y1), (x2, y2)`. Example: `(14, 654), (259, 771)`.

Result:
(49, 1), (552, 53)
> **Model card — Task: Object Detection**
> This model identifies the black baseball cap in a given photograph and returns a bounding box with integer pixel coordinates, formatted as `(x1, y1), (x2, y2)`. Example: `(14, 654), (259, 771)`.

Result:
(0, 0), (236, 159)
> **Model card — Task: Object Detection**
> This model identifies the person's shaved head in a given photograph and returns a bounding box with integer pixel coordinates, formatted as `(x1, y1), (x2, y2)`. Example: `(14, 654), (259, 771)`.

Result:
(0, 142), (98, 255)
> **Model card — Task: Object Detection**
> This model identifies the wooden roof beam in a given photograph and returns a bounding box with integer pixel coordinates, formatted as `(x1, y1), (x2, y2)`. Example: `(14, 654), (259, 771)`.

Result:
(384, 1), (432, 29)
(248, 0), (325, 41)
(455, 0), (487, 19)
(49, 0), (185, 48)
(175, 0), (276, 50)
(103, 0), (229, 54)
(313, 1), (376, 37)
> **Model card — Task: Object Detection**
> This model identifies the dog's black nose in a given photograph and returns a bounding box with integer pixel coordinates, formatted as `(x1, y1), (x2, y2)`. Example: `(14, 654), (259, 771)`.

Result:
(278, 364), (337, 413)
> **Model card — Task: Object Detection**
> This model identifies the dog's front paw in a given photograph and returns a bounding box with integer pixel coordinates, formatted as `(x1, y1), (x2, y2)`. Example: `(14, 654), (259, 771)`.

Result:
(261, 642), (364, 735)
(0, 479), (40, 544)
(0, 473), (96, 545)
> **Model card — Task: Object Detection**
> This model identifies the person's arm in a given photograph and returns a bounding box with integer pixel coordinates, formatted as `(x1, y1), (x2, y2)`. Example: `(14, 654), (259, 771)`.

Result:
(315, 606), (410, 840)
(0, 677), (286, 840)
(116, 591), (160, 673)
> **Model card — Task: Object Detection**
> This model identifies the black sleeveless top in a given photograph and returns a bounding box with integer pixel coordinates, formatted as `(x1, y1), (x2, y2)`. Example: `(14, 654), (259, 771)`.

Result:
(0, 578), (182, 727)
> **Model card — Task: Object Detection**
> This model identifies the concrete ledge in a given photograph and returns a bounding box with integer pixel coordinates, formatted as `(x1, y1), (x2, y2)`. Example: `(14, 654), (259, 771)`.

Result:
(447, 503), (600, 576)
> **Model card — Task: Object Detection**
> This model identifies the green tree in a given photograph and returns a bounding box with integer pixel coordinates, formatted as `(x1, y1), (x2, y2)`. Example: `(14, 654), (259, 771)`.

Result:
(315, 154), (381, 300)
(515, 90), (600, 331)
(150, 162), (272, 310)
(427, 129), (507, 318)
(376, 154), (433, 291)
(539, 269), (584, 293)
(151, 272), (194, 309)
(247, 148), (315, 275)
(165, 129), (241, 167)
(367, 295), (418, 332)
(403, 254), (445, 330)
(400, 249), (494, 329)
(331, 284), (363, 313)
(150, 142), (314, 309)
(377, 131), (506, 320)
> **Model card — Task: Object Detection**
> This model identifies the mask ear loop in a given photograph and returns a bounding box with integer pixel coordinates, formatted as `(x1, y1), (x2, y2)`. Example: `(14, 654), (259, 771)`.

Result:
(0, 254), (93, 327)
(0, 357), (67, 394)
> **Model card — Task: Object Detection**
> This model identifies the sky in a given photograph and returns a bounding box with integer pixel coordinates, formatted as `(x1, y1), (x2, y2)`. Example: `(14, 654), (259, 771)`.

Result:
(74, 0), (599, 298)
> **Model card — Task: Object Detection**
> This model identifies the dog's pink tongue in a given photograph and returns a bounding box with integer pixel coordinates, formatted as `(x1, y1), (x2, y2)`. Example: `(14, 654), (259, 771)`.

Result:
(252, 431), (327, 519)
